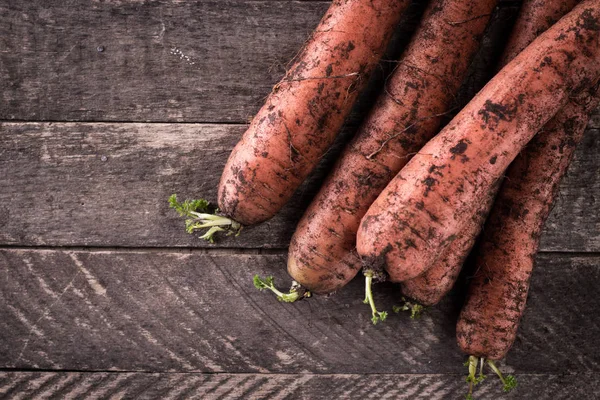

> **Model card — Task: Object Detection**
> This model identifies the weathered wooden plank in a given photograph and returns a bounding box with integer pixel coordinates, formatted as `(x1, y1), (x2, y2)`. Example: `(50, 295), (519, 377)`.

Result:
(0, 0), (427, 124)
(0, 0), (534, 124)
(0, 372), (597, 400)
(1, 250), (598, 373)
(0, 122), (598, 251)
(0, 0), (326, 122)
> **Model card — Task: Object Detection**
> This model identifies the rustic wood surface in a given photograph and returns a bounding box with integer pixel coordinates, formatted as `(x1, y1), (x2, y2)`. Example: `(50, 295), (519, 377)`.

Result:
(1, 0), (599, 399)
(1, 250), (599, 374)
(1, 372), (598, 400)
(0, 122), (598, 251)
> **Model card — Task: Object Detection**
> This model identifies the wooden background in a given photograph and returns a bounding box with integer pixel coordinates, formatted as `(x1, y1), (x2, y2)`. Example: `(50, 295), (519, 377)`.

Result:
(1, 1), (599, 398)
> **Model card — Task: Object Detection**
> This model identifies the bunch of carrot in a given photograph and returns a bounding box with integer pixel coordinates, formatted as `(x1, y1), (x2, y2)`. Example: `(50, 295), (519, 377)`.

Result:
(170, 0), (600, 397)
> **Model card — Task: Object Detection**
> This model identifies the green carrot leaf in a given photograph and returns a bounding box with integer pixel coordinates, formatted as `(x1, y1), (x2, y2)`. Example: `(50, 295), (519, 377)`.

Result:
(503, 375), (517, 392)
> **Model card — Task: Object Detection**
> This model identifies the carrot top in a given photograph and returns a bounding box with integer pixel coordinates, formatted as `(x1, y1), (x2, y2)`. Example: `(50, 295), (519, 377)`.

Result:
(169, 194), (242, 243)
(363, 270), (388, 325)
(393, 298), (425, 319)
(464, 356), (517, 399)
(253, 275), (311, 303)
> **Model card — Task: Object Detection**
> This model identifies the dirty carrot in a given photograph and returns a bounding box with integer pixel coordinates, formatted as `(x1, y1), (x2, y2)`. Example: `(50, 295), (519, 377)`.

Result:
(454, 1), (600, 398)
(399, 0), (583, 309)
(357, 1), (600, 284)
(286, 0), (499, 307)
(457, 46), (599, 400)
(217, 0), (411, 228)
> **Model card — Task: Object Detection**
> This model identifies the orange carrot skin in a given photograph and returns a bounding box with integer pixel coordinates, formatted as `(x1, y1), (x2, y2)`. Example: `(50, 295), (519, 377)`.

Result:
(457, 90), (599, 360)
(400, 0), (583, 306)
(287, 0), (499, 294)
(455, 0), (596, 361)
(400, 180), (500, 306)
(357, 1), (600, 283)
(502, 0), (582, 63)
(217, 0), (411, 226)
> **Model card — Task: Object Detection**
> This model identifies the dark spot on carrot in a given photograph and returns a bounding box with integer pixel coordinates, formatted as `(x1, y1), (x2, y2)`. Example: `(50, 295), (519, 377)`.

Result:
(361, 214), (378, 231)
(540, 56), (553, 67)
(423, 177), (437, 187)
(428, 164), (446, 176)
(415, 201), (425, 210)
(426, 209), (439, 222)
(578, 9), (600, 31)
(427, 227), (436, 240)
(450, 140), (468, 155)
(317, 82), (325, 95)
(479, 100), (518, 126)
(406, 81), (420, 90)
(316, 113), (328, 131)
(404, 238), (417, 249)
(422, 176), (438, 197)
(489, 155), (497, 164)
(326, 64), (333, 77)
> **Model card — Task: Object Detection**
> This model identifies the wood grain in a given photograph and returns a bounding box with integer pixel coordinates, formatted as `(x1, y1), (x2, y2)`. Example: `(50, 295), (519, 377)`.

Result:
(0, 0), (327, 123)
(1, 249), (598, 374)
(0, 0), (539, 125)
(0, 0), (428, 125)
(0, 372), (597, 400)
(0, 122), (598, 251)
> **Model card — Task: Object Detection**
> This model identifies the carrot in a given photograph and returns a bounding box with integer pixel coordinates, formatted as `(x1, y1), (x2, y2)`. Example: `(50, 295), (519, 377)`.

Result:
(399, 0), (583, 308)
(455, 2), (600, 398)
(356, 1), (600, 285)
(216, 0), (411, 228)
(501, 0), (582, 64)
(458, 88), (598, 398)
(286, 0), (499, 303)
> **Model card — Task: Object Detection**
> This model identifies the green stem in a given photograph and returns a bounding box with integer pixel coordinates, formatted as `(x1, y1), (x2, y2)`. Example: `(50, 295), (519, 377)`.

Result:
(486, 360), (517, 392)
(479, 357), (485, 381)
(363, 270), (388, 324)
(270, 287), (301, 303)
(392, 298), (425, 319)
(169, 194), (243, 242)
(253, 275), (311, 303)
(199, 226), (225, 243)
(465, 356), (485, 400)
